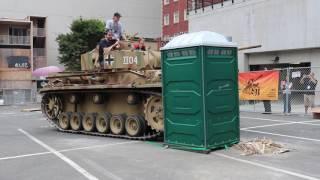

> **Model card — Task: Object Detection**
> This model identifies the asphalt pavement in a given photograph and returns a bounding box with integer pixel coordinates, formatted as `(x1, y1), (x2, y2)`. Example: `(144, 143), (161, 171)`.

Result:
(0, 105), (319, 180)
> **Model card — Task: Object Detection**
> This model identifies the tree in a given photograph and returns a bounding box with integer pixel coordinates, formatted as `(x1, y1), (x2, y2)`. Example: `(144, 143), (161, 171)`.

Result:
(56, 18), (105, 71)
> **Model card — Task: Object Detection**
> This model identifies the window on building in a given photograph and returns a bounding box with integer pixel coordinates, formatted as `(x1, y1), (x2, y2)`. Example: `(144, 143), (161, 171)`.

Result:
(9, 26), (30, 45)
(173, 11), (179, 24)
(184, 9), (188, 21)
(173, 0), (179, 2)
(164, 0), (170, 5)
(9, 27), (28, 37)
(164, 14), (170, 26)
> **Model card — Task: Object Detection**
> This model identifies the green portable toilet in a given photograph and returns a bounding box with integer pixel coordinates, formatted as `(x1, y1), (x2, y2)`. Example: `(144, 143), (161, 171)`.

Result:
(161, 31), (239, 152)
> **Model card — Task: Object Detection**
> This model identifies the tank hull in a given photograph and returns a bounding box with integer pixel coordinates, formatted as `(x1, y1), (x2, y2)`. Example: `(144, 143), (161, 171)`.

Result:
(40, 70), (163, 140)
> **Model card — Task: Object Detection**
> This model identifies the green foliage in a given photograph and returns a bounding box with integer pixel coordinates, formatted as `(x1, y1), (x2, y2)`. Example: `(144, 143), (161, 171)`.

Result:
(56, 18), (105, 71)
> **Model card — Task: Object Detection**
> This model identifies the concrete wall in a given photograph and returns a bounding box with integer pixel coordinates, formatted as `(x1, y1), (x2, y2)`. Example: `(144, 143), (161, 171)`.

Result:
(0, 0), (161, 67)
(188, 0), (320, 71)
(248, 49), (320, 67)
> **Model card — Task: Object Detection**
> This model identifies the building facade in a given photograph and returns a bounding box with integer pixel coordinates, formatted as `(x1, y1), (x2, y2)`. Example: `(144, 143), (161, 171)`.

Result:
(188, 0), (320, 72)
(0, 0), (161, 67)
(162, 0), (189, 41)
(0, 18), (33, 104)
(0, 0), (161, 104)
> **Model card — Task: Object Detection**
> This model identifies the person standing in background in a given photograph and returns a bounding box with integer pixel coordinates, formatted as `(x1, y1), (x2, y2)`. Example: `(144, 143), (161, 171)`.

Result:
(300, 72), (318, 114)
(282, 80), (293, 115)
(263, 67), (272, 114)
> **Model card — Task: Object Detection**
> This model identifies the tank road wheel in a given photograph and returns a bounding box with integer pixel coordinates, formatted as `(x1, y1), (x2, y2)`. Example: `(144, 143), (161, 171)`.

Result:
(125, 115), (146, 137)
(82, 114), (96, 132)
(70, 113), (83, 131)
(110, 114), (126, 135)
(41, 94), (62, 120)
(144, 96), (164, 132)
(95, 113), (111, 133)
(58, 112), (70, 130)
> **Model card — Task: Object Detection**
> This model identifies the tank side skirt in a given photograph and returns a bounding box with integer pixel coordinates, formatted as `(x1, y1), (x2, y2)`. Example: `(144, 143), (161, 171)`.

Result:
(41, 88), (161, 96)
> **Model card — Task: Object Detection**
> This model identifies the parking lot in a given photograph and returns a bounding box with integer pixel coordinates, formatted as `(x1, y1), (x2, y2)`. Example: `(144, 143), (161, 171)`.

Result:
(0, 105), (320, 180)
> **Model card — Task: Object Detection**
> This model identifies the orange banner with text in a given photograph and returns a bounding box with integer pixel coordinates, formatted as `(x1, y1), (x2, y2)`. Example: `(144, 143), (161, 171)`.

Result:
(239, 71), (279, 100)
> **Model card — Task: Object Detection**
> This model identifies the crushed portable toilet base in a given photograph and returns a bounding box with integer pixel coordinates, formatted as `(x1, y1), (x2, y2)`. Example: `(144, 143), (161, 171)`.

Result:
(161, 31), (240, 152)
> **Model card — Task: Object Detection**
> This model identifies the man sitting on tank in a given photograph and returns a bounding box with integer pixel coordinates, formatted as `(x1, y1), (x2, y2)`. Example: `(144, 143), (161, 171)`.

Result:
(106, 12), (124, 40)
(132, 38), (146, 51)
(97, 30), (120, 68)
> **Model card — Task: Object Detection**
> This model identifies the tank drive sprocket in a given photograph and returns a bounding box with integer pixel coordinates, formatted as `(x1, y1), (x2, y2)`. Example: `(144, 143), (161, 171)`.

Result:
(144, 96), (164, 132)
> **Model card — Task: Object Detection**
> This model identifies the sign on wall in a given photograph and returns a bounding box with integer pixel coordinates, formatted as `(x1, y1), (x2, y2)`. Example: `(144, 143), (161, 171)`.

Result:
(6, 56), (31, 69)
(239, 70), (279, 100)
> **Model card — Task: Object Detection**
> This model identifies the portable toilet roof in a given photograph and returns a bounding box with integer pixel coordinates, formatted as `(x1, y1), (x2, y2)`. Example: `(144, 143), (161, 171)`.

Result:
(161, 31), (237, 50)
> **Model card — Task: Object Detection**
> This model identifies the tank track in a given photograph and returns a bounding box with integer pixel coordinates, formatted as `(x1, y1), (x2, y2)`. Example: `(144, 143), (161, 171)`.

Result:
(45, 117), (161, 140)
(42, 90), (162, 141)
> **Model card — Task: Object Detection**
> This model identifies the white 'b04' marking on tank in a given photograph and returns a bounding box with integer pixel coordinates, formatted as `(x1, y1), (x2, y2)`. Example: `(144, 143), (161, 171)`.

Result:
(123, 56), (138, 65)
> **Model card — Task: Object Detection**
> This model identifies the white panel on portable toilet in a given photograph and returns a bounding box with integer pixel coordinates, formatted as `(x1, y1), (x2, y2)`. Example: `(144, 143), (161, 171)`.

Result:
(161, 31), (237, 50)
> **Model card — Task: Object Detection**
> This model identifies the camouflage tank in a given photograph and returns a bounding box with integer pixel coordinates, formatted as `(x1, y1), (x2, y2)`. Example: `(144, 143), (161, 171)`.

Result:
(40, 40), (163, 140)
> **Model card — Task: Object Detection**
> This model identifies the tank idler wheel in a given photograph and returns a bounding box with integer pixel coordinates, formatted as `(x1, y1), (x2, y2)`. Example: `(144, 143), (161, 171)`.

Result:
(125, 115), (146, 137)
(110, 114), (126, 135)
(82, 113), (96, 132)
(95, 113), (111, 133)
(58, 112), (70, 130)
(70, 113), (83, 131)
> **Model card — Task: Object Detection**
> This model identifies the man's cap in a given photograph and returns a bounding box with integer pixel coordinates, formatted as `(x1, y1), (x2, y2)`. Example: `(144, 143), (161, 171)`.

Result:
(114, 12), (121, 17)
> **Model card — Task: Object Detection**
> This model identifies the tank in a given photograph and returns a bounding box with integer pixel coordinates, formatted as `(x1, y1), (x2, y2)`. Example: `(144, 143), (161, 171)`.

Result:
(40, 39), (163, 140)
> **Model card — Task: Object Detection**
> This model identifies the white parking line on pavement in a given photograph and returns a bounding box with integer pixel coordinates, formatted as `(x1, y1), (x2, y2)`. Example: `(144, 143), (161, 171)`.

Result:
(0, 112), (15, 115)
(242, 129), (320, 142)
(0, 151), (51, 161)
(241, 119), (320, 130)
(241, 122), (300, 130)
(241, 116), (289, 122)
(18, 128), (100, 180)
(0, 113), (36, 117)
(59, 141), (138, 153)
(214, 152), (320, 180)
(242, 116), (320, 127)
(0, 140), (138, 162)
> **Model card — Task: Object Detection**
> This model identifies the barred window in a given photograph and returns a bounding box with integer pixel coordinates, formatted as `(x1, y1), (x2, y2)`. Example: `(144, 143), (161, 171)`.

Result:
(173, 11), (179, 24)
(164, 0), (170, 5)
(164, 14), (170, 26)
(184, 9), (188, 21)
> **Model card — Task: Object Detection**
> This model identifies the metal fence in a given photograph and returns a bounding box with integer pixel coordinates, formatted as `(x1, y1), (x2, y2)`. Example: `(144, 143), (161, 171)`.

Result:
(33, 28), (46, 37)
(187, 0), (235, 13)
(0, 89), (37, 105)
(240, 67), (320, 115)
(0, 35), (31, 45)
